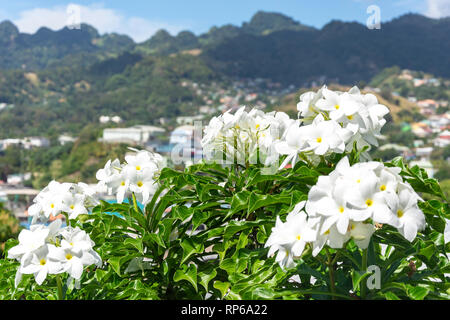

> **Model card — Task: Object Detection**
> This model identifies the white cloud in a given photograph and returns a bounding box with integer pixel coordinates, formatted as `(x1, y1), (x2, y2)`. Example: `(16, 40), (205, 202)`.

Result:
(12, 3), (187, 42)
(425, 0), (450, 18)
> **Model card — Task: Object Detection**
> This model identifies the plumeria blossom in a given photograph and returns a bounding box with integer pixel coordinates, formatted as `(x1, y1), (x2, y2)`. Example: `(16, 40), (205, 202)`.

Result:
(7, 227), (49, 263)
(307, 157), (425, 245)
(279, 86), (389, 168)
(20, 245), (62, 285)
(297, 114), (353, 156)
(297, 87), (324, 123)
(8, 223), (101, 287)
(315, 88), (361, 122)
(28, 180), (98, 222)
(265, 202), (317, 269)
(267, 156), (426, 268)
(202, 106), (291, 166)
(96, 149), (164, 205)
(349, 222), (376, 249)
(311, 220), (350, 256)
(385, 187), (426, 241)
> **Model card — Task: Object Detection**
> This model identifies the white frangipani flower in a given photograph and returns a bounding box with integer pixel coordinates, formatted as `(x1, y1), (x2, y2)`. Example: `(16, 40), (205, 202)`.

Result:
(8, 222), (101, 287)
(7, 228), (49, 262)
(315, 88), (361, 122)
(27, 180), (98, 223)
(96, 149), (164, 205)
(385, 187), (426, 242)
(301, 156), (426, 253)
(202, 106), (291, 167)
(349, 222), (375, 249)
(20, 245), (62, 285)
(265, 201), (317, 268)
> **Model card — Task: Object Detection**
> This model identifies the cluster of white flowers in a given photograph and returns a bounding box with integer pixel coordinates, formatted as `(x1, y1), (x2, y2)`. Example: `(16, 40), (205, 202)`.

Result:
(202, 106), (294, 166)
(28, 181), (98, 224)
(8, 220), (101, 287)
(201, 86), (388, 169)
(96, 149), (165, 205)
(276, 86), (389, 168)
(266, 156), (426, 269)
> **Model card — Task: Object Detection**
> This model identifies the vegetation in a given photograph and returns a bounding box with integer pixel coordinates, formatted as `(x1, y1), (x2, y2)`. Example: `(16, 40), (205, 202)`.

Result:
(0, 204), (21, 253)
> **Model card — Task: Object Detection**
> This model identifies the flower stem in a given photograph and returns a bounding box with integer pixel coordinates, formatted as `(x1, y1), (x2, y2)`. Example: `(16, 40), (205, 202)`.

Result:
(361, 249), (368, 300)
(325, 248), (337, 300)
(56, 275), (64, 300)
(132, 192), (139, 213)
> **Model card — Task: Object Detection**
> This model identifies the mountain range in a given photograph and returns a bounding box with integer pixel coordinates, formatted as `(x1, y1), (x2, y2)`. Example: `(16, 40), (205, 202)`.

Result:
(0, 11), (449, 84)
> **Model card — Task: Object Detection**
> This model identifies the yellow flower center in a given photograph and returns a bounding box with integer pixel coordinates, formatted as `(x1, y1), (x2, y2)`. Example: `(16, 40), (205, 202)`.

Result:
(397, 210), (404, 218)
(339, 206), (344, 213)
(296, 235), (301, 241)
(255, 124), (260, 129)
(366, 199), (373, 207)
(137, 181), (143, 187)
(351, 224), (356, 230)
(235, 124), (240, 129)
(324, 229), (330, 235)
(316, 137), (322, 143)
(50, 204), (55, 209)
(347, 115), (353, 120)
(380, 185), (386, 191)
(121, 181), (125, 186)
(65, 253), (73, 260)
(136, 166), (141, 171)
(40, 259), (46, 266)
(356, 179), (361, 183)
(335, 104), (340, 110)
(70, 205), (75, 210)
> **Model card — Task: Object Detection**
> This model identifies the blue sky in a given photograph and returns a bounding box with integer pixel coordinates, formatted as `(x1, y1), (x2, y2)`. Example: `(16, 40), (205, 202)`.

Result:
(0, 0), (448, 42)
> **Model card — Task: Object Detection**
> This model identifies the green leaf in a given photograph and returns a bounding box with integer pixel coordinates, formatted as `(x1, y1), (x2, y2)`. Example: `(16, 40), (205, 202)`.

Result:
(228, 190), (251, 217)
(124, 238), (144, 254)
(351, 270), (371, 292)
(108, 255), (133, 276)
(418, 244), (435, 261)
(223, 219), (271, 239)
(213, 281), (230, 298)
(198, 268), (217, 291)
(247, 193), (291, 215)
(174, 264), (198, 292)
(144, 233), (166, 249)
(406, 285), (429, 300)
(383, 291), (401, 300)
(180, 238), (204, 264)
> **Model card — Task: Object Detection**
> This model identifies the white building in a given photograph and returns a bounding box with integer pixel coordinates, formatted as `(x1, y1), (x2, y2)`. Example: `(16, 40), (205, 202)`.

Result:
(111, 116), (122, 124)
(415, 147), (433, 160)
(23, 137), (50, 149)
(176, 115), (204, 126)
(58, 135), (77, 145)
(99, 116), (110, 124)
(0, 137), (49, 150)
(6, 173), (32, 185)
(99, 115), (122, 124)
(170, 125), (198, 145)
(102, 125), (165, 145)
(433, 130), (450, 148)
